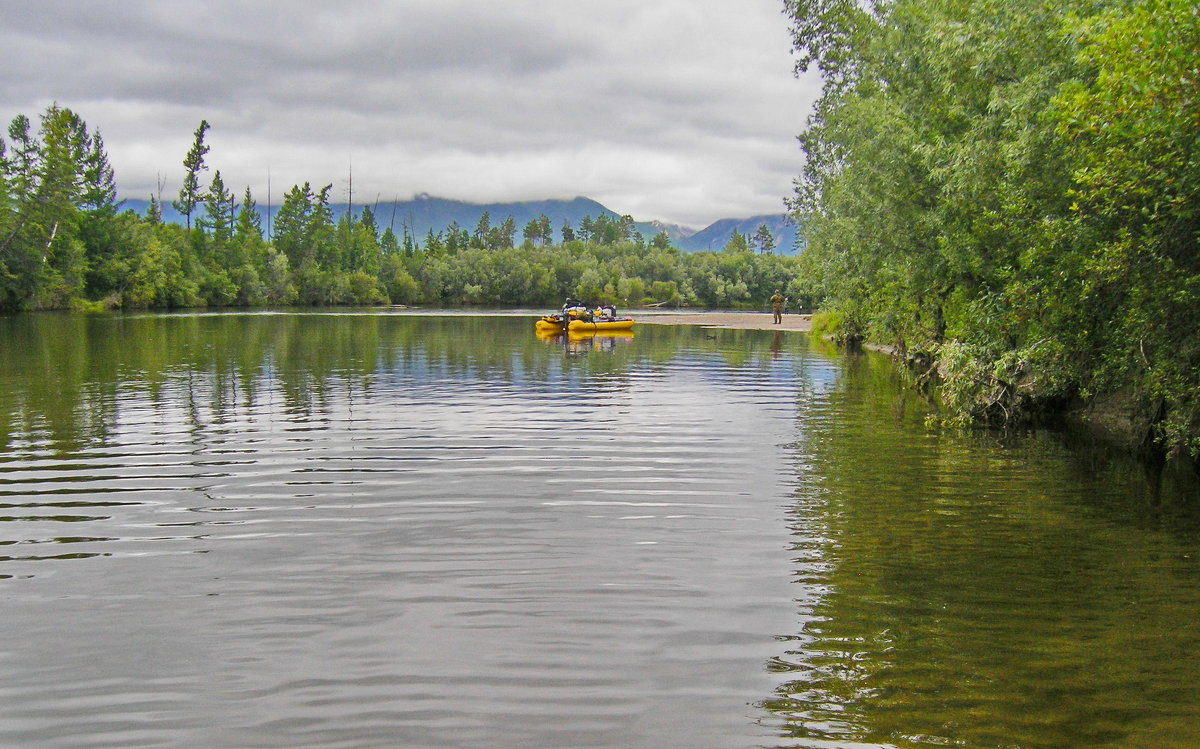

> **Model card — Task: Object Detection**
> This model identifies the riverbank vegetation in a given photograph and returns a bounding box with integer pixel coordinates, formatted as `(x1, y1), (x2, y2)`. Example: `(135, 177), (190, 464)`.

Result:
(0, 108), (801, 314)
(786, 0), (1200, 459)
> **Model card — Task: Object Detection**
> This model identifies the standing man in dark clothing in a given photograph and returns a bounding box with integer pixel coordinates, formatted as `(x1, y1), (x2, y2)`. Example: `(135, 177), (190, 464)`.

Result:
(769, 290), (786, 324)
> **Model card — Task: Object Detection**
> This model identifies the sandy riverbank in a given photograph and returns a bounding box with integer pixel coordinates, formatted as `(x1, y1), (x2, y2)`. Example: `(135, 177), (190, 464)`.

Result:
(637, 312), (812, 332)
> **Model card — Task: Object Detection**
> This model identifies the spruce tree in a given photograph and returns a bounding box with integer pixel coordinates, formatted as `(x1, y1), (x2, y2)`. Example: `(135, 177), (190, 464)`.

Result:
(173, 120), (210, 230)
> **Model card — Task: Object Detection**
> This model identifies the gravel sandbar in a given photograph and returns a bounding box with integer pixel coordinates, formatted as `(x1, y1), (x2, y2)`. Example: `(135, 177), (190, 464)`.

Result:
(637, 312), (812, 332)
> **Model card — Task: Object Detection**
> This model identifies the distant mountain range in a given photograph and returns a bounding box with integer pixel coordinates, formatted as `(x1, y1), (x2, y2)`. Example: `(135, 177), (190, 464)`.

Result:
(678, 214), (800, 254)
(120, 194), (803, 254)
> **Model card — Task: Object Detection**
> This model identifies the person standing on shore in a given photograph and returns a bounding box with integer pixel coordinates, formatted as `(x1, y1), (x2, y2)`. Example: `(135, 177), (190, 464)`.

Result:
(769, 290), (786, 324)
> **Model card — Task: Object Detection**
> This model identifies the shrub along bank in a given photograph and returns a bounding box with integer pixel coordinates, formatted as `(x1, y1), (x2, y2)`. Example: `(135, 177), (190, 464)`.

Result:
(786, 0), (1200, 461)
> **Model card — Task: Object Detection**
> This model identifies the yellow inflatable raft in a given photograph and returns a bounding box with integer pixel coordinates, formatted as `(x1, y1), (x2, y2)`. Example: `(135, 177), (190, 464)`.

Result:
(567, 318), (634, 332)
(535, 316), (635, 333)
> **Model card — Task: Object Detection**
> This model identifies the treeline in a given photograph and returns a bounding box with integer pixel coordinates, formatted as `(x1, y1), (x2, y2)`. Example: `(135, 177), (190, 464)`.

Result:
(0, 112), (799, 313)
(787, 0), (1199, 458)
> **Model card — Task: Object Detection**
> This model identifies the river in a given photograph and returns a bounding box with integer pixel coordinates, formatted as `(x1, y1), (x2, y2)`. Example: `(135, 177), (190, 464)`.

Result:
(1, 311), (1197, 748)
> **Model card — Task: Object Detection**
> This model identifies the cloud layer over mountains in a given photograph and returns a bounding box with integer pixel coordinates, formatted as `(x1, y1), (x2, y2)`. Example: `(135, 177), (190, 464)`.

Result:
(0, 0), (819, 228)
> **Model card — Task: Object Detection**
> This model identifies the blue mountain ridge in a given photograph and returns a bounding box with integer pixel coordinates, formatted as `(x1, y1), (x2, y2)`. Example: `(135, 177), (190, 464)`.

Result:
(120, 194), (802, 254)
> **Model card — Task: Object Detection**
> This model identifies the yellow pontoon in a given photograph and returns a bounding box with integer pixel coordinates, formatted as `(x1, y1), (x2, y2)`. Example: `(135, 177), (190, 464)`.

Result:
(536, 316), (636, 333)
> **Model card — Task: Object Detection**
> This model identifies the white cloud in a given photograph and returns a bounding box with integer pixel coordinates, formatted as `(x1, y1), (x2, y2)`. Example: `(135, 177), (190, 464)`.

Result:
(0, 0), (819, 228)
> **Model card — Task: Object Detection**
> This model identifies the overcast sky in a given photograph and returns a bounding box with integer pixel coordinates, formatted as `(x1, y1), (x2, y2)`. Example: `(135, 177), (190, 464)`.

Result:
(2, 0), (819, 229)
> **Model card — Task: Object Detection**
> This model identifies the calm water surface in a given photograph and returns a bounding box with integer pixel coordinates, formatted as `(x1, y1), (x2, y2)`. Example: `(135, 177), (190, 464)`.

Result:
(1, 312), (1197, 748)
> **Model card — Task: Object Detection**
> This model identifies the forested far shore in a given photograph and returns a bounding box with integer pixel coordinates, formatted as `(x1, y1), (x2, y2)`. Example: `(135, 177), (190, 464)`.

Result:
(0, 109), (801, 313)
(787, 0), (1200, 461)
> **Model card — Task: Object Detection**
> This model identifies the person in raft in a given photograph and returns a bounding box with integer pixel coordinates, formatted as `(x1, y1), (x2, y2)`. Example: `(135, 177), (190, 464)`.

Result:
(769, 290), (786, 324)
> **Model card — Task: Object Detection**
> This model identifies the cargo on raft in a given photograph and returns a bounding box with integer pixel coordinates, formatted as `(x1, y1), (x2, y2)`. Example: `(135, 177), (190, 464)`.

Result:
(535, 299), (635, 334)
(535, 317), (636, 333)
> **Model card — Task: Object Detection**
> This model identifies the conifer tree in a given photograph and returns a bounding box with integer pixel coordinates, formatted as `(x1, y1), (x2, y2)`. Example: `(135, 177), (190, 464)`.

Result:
(472, 211), (491, 248)
(80, 129), (119, 215)
(173, 120), (210, 230)
(234, 186), (262, 241)
(5, 114), (39, 204)
(274, 182), (315, 269)
(146, 195), (163, 224)
(753, 224), (776, 254)
(201, 170), (235, 245)
(32, 104), (89, 304)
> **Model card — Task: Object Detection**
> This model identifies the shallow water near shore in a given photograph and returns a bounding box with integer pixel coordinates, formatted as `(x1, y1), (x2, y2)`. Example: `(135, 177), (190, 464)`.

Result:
(1, 311), (1198, 748)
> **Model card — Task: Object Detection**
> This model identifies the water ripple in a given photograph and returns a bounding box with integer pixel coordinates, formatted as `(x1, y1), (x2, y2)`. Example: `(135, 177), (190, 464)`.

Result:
(8, 317), (1192, 747)
(2, 331), (812, 748)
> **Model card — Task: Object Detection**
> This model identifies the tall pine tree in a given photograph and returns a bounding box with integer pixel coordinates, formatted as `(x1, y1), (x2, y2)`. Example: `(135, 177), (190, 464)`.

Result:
(173, 120), (210, 231)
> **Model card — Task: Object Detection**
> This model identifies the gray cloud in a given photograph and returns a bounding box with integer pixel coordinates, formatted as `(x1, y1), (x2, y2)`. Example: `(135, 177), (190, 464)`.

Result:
(0, 0), (818, 228)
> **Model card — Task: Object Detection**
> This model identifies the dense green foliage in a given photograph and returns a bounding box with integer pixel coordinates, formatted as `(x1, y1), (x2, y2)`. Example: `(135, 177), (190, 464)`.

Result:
(787, 0), (1200, 457)
(0, 106), (803, 314)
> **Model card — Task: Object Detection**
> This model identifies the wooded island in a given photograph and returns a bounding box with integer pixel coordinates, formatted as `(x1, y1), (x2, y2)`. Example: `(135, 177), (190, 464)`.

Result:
(0, 113), (800, 314)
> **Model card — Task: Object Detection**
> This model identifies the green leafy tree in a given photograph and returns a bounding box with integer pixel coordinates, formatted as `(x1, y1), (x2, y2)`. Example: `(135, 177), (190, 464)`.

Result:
(617, 275), (647, 304)
(784, 0), (1200, 456)
(379, 254), (421, 303)
(126, 222), (201, 308)
(262, 247), (297, 305)
(1052, 0), (1200, 454)
(650, 280), (681, 305)
(574, 267), (606, 301)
